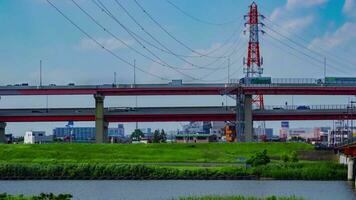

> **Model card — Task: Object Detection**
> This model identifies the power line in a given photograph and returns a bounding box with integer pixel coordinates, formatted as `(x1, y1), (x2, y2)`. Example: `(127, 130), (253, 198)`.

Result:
(109, 0), (244, 70)
(265, 32), (348, 74)
(88, 0), (203, 79)
(93, 0), (231, 71)
(46, 0), (169, 81)
(72, 0), (211, 72)
(166, 0), (240, 26)
(115, 0), (243, 59)
(264, 22), (356, 73)
(261, 13), (356, 68)
(134, 0), (228, 58)
(71, 0), (196, 72)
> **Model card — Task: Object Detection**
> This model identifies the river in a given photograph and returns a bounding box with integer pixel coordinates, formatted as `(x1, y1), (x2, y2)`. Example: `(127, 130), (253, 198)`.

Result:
(0, 180), (355, 200)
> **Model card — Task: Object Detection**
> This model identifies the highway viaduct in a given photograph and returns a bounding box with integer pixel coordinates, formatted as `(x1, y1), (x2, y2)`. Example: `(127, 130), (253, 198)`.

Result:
(1, 83), (356, 143)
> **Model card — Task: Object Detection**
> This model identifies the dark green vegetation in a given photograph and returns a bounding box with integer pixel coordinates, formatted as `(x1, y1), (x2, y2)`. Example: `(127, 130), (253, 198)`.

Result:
(0, 143), (345, 180)
(179, 196), (303, 200)
(0, 162), (344, 180)
(246, 149), (270, 166)
(0, 143), (312, 163)
(0, 193), (72, 200)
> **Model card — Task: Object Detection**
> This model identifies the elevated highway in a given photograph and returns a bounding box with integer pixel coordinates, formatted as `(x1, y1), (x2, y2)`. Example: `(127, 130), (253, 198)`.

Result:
(0, 106), (355, 122)
(1, 83), (356, 96)
(3, 81), (356, 143)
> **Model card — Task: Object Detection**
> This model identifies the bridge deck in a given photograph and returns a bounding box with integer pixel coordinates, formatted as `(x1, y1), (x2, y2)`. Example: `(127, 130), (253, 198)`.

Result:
(0, 107), (356, 122)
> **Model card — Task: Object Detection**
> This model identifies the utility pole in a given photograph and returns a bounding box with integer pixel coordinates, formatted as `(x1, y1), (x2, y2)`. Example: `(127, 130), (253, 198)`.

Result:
(134, 59), (138, 130)
(226, 58), (230, 109)
(324, 57), (327, 79)
(40, 60), (42, 87)
(114, 72), (117, 85)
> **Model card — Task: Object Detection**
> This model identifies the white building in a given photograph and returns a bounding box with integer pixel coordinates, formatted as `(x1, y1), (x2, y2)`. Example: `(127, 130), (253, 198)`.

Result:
(24, 131), (53, 144)
(210, 121), (225, 135)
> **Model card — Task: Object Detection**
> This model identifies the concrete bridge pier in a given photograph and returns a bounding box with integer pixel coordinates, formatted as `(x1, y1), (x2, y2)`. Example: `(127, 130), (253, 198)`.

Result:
(348, 157), (354, 181)
(0, 122), (6, 143)
(94, 94), (108, 143)
(244, 94), (253, 142)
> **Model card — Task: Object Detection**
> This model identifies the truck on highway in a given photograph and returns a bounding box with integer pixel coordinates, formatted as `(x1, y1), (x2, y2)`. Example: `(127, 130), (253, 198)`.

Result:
(239, 77), (272, 85)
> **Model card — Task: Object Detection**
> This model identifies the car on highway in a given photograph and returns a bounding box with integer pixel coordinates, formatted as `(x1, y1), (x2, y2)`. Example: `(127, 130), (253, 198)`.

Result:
(68, 83), (75, 86)
(296, 105), (311, 110)
(49, 84), (56, 86)
(273, 107), (284, 110)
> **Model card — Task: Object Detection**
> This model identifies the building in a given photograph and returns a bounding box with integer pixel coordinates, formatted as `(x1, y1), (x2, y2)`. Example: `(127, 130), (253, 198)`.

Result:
(181, 122), (211, 135)
(175, 134), (217, 143)
(279, 121), (289, 141)
(210, 121), (225, 140)
(53, 124), (125, 143)
(24, 131), (53, 144)
(254, 127), (273, 141)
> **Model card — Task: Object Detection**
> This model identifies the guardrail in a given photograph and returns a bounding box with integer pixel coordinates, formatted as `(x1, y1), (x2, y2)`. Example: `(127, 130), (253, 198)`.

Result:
(336, 136), (356, 147)
(256, 104), (356, 110)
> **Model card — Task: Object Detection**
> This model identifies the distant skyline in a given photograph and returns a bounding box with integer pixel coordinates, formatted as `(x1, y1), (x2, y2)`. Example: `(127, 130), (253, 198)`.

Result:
(1, 0), (356, 136)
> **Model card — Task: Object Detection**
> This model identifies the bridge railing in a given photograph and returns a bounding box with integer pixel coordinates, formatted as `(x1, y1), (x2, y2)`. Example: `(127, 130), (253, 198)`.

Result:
(258, 104), (356, 110)
(336, 136), (356, 147)
(271, 78), (319, 85)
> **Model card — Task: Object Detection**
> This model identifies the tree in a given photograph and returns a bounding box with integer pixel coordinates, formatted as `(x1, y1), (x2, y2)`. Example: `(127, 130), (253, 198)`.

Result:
(160, 129), (167, 143)
(152, 130), (161, 143)
(130, 129), (144, 141)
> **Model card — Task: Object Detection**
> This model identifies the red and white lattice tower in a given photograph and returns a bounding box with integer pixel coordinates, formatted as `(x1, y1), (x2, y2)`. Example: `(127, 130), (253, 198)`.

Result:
(244, 2), (265, 110)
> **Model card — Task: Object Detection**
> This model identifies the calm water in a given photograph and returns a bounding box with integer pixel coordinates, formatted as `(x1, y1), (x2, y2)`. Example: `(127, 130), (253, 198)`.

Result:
(0, 180), (355, 200)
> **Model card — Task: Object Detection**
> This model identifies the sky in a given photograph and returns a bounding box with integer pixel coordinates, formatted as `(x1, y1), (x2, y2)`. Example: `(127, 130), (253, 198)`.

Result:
(1, 0), (356, 136)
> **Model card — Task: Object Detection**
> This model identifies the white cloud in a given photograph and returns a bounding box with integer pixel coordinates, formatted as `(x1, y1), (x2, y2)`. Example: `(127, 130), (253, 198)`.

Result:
(309, 22), (356, 49)
(78, 37), (133, 51)
(286, 0), (328, 10)
(343, 0), (356, 18)
(268, 0), (326, 35)
(281, 15), (314, 33)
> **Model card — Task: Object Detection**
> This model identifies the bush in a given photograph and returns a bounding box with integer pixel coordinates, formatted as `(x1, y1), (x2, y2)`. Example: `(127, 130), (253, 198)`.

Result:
(0, 193), (72, 200)
(246, 150), (270, 167)
(281, 151), (299, 163)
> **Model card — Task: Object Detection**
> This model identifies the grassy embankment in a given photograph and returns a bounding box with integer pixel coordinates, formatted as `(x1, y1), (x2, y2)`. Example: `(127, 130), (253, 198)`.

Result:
(0, 143), (345, 180)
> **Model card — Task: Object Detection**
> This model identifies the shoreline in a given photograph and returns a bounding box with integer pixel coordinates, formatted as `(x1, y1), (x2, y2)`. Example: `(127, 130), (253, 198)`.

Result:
(0, 162), (346, 181)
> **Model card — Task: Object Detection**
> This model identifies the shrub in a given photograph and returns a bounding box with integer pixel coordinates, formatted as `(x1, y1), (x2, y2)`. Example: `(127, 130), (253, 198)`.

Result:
(281, 151), (299, 163)
(246, 150), (270, 167)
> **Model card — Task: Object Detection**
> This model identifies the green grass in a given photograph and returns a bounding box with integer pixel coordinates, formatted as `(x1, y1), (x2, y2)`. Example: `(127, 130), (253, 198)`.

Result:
(0, 143), (313, 164)
(0, 143), (344, 180)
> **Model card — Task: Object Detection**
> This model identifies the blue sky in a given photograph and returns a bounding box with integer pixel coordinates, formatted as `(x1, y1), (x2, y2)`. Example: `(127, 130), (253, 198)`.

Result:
(1, 0), (356, 136)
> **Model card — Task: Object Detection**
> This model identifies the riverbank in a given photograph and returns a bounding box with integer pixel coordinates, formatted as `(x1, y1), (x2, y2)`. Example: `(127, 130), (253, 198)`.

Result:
(0, 162), (346, 180)
(0, 143), (314, 164)
(0, 143), (345, 180)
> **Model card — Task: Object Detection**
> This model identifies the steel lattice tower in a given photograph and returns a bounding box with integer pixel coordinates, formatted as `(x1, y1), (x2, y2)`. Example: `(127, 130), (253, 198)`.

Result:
(243, 2), (265, 140)
(244, 2), (265, 110)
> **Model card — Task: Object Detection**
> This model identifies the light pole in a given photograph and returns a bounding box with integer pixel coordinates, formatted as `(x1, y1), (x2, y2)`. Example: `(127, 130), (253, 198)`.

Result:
(349, 101), (356, 142)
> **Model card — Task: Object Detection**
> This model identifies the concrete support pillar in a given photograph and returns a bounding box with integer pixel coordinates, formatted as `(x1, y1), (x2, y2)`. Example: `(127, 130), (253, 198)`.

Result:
(94, 94), (107, 143)
(348, 157), (354, 181)
(236, 91), (245, 142)
(244, 94), (253, 142)
(0, 122), (6, 143)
